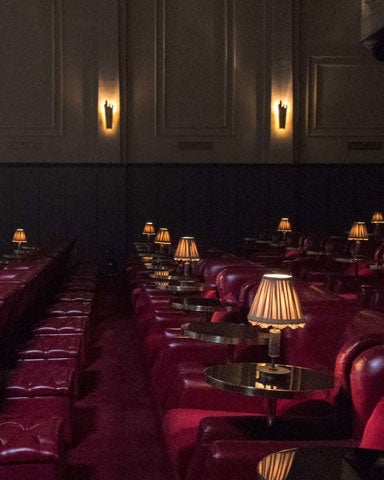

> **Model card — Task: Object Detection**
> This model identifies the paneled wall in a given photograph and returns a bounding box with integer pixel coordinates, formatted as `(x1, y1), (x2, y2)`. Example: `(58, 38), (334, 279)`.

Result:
(297, 0), (384, 163)
(0, 164), (383, 266)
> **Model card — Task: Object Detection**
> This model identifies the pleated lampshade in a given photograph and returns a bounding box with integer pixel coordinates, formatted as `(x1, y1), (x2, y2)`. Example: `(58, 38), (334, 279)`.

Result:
(277, 218), (292, 233)
(348, 222), (369, 241)
(154, 228), (171, 245)
(174, 236), (200, 262)
(248, 273), (305, 329)
(371, 211), (384, 224)
(257, 449), (296, 480)
(12, 228), (27, 244)
(142, 222), (155, 236)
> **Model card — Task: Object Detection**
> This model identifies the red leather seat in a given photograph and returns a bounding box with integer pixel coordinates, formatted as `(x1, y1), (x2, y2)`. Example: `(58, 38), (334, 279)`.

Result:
(54, 291), (94, 302)
(0, 416), (65, 480)
(161, 335), (384, 480)
(2, 363), (75, 443)
(33, 316), (90, 366)
(46, 301), (92, 317)
(17, 334), (84, 396)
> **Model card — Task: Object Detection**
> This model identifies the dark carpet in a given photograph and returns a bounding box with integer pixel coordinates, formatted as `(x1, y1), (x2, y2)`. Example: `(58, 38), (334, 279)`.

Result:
(65, 277), (173, 479)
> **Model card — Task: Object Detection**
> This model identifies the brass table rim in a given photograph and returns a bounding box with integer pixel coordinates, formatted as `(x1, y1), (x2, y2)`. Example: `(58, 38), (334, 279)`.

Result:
(205, 362), (334, 399)
(156, 282), (207, 292)
(181, 322), (269, 345)
(172, 297), (229, 313)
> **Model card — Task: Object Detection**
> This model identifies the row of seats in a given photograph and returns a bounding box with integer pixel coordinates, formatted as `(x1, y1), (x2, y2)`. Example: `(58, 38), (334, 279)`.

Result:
(127, 243), (384, 480)
(246, 231), (384, 300)
(0, 244), (98, 480)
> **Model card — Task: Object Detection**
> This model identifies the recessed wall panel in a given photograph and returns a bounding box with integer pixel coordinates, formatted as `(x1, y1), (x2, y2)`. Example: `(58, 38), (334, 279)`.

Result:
(0, 0), (62, 136)
(156, 0), (234, 136)
(308, 56), (384, 136)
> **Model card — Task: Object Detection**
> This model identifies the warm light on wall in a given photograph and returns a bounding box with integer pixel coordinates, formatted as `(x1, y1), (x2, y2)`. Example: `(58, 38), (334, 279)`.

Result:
(278, 100), (288, 129)
(271, 96), (292, 135)
(98, 82), (119, 135)
(104, 100), (114, 129)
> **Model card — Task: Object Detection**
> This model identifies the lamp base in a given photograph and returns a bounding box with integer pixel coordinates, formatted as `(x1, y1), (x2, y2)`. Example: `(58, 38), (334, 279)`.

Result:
(257, 364), (291, 387)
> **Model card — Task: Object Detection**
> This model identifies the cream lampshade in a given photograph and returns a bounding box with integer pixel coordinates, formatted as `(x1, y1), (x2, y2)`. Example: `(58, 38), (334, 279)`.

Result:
(142, 222), (155, 237)
(12, 228), (27, 252)
(174, 236), (200, 275)
(348, 221), (369, 257)
(154, 228), (171, 245)
(371, 212), (384, 224)
(277, 217), (292, 242)
(154, 227), (171, 254)
(257, 449), (296, 480)
(371, 212), (384, 238)
(248, 273), (304, 374)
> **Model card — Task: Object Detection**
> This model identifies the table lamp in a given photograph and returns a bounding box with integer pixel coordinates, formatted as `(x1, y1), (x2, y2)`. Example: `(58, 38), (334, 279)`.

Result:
(347, 221), (369, 258)
(12, 228), (27, 253)
(142, 221), (155, 249)
(174, 236), (200, 276)
(277, 217), (292, 243)
(154, 227), (171, 254)
(248, 273), (305, 376)
(257, 449), (296, 480)
(371, 211), (384, 239)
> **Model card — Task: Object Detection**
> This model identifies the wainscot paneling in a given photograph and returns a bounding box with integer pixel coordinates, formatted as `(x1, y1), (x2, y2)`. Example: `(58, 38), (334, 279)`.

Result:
(0, 164), (383, 269)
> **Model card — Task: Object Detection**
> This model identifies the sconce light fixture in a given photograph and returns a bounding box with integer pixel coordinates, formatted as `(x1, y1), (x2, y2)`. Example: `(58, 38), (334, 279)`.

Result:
(278, 100), (288, 129)
(104, 100), (114, 129)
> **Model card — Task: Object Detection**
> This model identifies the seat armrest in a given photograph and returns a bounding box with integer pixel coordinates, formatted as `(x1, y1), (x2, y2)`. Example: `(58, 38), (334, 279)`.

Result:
(186, 438), (357, 480)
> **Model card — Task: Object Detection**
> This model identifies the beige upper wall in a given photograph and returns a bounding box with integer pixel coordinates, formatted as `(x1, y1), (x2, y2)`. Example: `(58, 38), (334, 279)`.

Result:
(297, 0), (384, 163)
(0, 0), (382, 164)
(0, 0), (120, 164)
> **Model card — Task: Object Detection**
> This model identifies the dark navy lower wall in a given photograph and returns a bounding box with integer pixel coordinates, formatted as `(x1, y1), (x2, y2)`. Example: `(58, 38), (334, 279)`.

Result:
(0, 164), (383, 266)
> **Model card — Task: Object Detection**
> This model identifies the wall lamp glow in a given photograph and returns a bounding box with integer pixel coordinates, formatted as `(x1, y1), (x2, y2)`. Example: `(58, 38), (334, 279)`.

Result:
(278, 100), (288, 129)
(104, 100), (114, 129)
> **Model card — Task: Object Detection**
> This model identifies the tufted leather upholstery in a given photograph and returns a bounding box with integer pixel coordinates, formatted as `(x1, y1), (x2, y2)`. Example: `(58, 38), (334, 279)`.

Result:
(55, 291), (94, 302)
(46, 301), (92, 316)
(33, 316), (88, 335)
(0, 416), (64, 463)
(18, 335), (82, 361)
(0, 415), (65, 480)
(2, 363), (75, 444)
(5, 364), (75, 397)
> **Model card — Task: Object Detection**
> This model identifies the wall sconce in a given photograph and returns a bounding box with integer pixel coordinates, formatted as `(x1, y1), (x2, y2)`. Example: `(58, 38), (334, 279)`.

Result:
(278, 100), (288, 129)
(104, 100), (114, 129)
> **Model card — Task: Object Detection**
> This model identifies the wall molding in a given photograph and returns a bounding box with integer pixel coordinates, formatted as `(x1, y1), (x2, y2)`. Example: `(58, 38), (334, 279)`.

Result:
(155, 0), (235, 137)
(307, 55), (384, 136)
(0, 0), (63, 137)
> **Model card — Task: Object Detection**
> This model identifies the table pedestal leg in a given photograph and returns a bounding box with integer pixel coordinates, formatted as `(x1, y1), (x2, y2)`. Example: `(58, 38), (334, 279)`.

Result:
(227, 344), (235, 363)
(354, 258), (359, 280)
(267, 398), (277, 427)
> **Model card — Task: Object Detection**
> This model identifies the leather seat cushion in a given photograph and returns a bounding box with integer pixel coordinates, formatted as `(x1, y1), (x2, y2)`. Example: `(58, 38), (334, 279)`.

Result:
(46, 302), (92, 316)
(17, 335), (82, 359)
(5, 364), (75, 397)
(0, 415), (64, 464)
